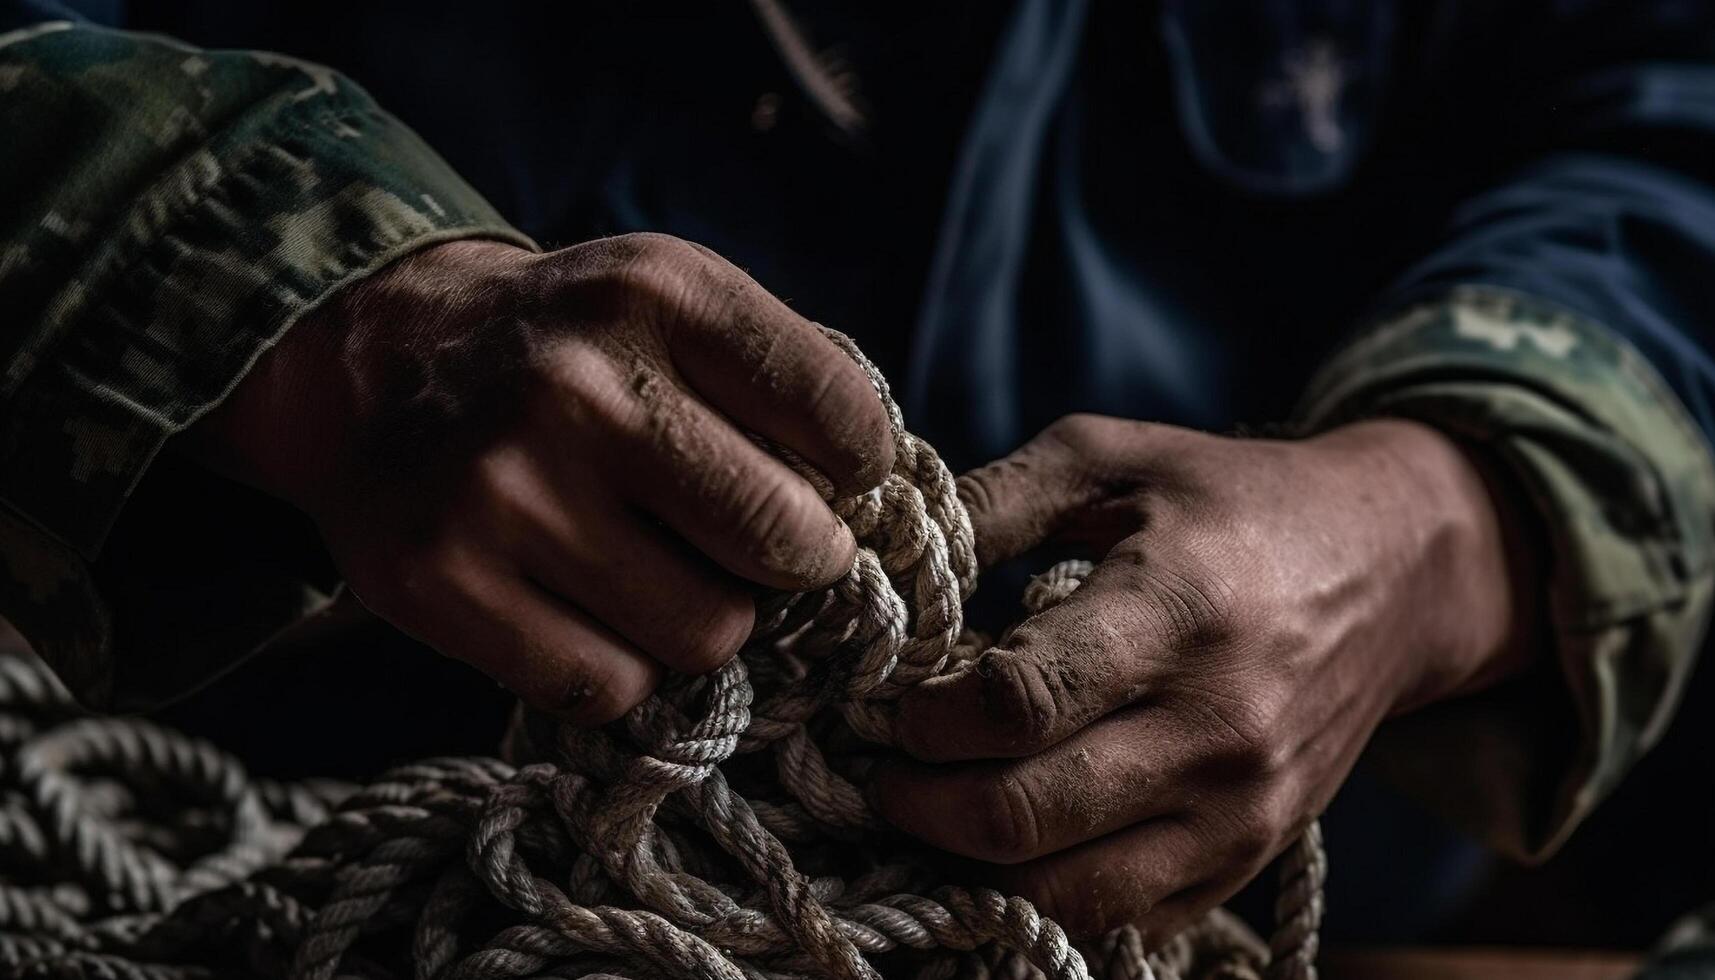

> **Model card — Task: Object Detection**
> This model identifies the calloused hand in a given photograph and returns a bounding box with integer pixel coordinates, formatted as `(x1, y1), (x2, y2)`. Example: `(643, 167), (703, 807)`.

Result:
(189, 234), (892, 723)
(873, 414), (1538, 938)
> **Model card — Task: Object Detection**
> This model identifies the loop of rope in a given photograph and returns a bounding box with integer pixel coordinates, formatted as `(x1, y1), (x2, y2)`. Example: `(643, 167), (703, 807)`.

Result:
(0, 329), (1324, 979)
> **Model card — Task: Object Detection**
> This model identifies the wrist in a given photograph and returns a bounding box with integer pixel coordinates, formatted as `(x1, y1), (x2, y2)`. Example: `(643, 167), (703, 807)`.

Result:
(179, 305), (346, 508)
(1309, 418), (1542, 714)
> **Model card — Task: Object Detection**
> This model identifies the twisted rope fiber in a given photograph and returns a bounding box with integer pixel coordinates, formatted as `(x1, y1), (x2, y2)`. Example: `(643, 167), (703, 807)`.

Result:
(0, 331), (1325, 979)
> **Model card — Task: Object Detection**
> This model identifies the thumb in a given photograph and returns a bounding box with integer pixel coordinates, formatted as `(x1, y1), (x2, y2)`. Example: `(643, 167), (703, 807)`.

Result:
(957, 416), (1105, 567)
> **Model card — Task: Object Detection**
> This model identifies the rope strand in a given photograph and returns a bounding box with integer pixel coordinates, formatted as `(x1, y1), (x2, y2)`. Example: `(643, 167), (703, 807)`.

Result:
(0, 330), (1324, 979)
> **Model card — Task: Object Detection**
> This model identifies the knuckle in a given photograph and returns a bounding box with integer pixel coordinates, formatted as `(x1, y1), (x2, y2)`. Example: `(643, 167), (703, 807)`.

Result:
(1189, 768), (1296, 863)
(1066, 900), (1146, 940)
(1012, 865), (1077, 929)
(518, 241), (620, 311)
(974, 654), (1062, 754)
(1238, 701), (1291, 776)
(1181, 685), (1288, 781)
(1040, 412), (1126, 459)
(612, 233), (707, 313)
(571, 356), (698, 470)
(1018, 866), (1138, 939)
(1209, 796), (1287, 870)
(521, 234), (725, 336)
(616, 231), (701, 268)
(527, 656), (644, 728)
(1227, 735), (1279, 779)
(1042, 412), (1103, 445)
(1014, 413), (1148, 503)
(531, 337), (640, 439)
(806, 365), (894, 491)
(556, 689), (638, 728)
(538, 688), (625, 727)
(353, 538), (469, 626)
(970, 775), (1044, 864)
(1131, 554), (1240, 652)
(1221, 801), (1274, 858)
(468, 445), (532, 505)
(668, 596), (755, 674)
(618, 367), (688, 451)
(735, 473), (828, 578)
(955, 465), (1003, 518)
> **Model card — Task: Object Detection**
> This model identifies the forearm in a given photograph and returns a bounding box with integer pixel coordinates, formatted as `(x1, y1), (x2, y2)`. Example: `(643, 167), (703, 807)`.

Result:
(1297, 285), (1715, 860)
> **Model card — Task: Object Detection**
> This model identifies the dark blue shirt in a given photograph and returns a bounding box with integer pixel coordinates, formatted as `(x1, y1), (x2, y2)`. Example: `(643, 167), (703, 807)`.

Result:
(20, 0), (1715, 472)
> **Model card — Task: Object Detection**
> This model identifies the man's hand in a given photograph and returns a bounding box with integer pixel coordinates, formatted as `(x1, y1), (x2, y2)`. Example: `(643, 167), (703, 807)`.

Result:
(873, 414), (1538, 938)
(188, 234), (893, 724)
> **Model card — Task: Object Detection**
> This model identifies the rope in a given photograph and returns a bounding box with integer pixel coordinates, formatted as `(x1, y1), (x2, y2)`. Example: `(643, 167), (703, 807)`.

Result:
(0, 330), (1325, 979)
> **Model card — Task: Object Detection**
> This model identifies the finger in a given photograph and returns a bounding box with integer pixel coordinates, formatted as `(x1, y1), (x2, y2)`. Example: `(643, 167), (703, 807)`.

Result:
(872, 707), (1192, 864)
(895, 549), (1195, 762)
(978, 818), (1216, 939)
(958, 437), (1084, 568)
(668, 254), (895, 495)
(603, 370), (857, 590)
(417, 558), (661, 725)
(959, 415), (1130, 566)
(516, 494), (755, 676)
(960, 415), (1196, 566)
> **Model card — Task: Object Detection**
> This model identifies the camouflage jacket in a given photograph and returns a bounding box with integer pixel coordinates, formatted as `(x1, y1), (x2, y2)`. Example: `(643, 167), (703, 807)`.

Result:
(3, 0), (1714, 865)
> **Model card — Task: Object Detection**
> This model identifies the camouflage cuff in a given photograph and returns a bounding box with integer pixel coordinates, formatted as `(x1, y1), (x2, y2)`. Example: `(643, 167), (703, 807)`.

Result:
(0, 24), (533, 707)
(1295, 285), (1715, 859)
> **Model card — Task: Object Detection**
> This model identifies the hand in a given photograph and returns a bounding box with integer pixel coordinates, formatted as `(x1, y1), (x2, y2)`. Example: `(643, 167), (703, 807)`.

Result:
(188, 234), (893, 723)
(873, 414), (1538, 938)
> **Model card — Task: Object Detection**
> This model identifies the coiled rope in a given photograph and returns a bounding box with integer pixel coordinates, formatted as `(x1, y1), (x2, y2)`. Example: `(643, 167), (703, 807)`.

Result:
(0, 331), (1324, 979)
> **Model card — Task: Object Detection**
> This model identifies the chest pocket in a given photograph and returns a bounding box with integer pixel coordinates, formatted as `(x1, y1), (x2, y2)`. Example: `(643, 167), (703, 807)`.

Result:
(1159, 0), (1397, 196)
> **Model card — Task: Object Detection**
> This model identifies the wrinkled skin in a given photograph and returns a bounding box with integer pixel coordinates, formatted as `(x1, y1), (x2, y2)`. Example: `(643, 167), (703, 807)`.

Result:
(190, 234), (894, 724)
(873, 414), (1540, 939)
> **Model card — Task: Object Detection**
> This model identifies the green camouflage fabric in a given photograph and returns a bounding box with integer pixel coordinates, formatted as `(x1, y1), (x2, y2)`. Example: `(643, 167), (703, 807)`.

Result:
(1296, 285), (1715, 861)
(0, 21), (533, 710)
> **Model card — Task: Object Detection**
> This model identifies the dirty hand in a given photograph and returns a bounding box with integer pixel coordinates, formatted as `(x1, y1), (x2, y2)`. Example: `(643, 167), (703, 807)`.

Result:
(189, 234), (892, 723)
(873, 414), (1537, 938)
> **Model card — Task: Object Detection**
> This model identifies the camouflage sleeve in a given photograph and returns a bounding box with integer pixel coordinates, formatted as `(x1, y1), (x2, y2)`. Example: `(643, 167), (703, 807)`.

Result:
(0, 20), (534, 710)
(1295, 285), (1715, 860)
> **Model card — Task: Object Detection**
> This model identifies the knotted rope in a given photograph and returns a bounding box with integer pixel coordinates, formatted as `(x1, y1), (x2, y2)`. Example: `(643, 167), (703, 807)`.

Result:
(0, 331), (1325, 979)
